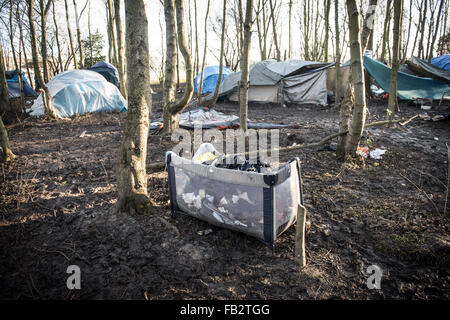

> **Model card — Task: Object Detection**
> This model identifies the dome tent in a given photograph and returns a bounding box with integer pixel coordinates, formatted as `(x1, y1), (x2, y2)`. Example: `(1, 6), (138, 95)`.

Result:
(30, 70), (127, 118)
(88, 60), (120, 88)
(194, 65), (233, 94)
(5, 70), (37, 98)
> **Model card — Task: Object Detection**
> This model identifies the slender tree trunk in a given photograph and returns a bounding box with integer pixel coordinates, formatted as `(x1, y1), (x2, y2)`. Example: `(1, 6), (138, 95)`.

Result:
(387, 0), (403, 121)
(163, 0), (194, 133)
(64, 0), (78, 69)
(239, 0), (253, 132)
(380, 0), (392, 63)
(9, 0), (25, 109)
(418, 0), (428, 59)
(51, 0), (64, 72)
(269, 0), (280, 61)
(28, 0), (54, 117)
(198, 0), (211, 98)
(73, 0), (84, 68)
(428, 0), (445, 60)
(344, 0), (367, 156)
(162, 0), (177, 132)
(203, 0), (227, 107)
(334, 0), (341, 107)
(324, 0), (331, 61)
(0, 42), (12, 120)
(288, 0), (292, 59)
(117, 0), (152, 214)
(194, 0), (199, 75)
(40, 0), (51, 83)
(114, 0), (127, 99)
(0, 116), (15, 162)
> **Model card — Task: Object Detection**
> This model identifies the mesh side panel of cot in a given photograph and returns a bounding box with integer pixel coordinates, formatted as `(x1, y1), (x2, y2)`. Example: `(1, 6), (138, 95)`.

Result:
(174, 166), (265, 240)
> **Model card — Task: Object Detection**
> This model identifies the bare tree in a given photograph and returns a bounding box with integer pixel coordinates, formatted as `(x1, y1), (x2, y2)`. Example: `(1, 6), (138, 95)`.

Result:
(64, 0), (77, 69)
(27, 0), (54, 117)
(117, 0), (152, 214)
(387, 0), (403, 121)
(197, 0), (211, 98)
(114, 0), (127, 99)
(162, 0), (194, 133)
(0, 40), (15, 162)
(343, 0), (367, 157)
(239, 0), (253, 131)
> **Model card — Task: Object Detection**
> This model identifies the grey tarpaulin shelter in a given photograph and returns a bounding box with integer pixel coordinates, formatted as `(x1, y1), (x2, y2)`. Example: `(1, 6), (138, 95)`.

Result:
(166, 152), (304, 250)
(204, 59), (334, 106)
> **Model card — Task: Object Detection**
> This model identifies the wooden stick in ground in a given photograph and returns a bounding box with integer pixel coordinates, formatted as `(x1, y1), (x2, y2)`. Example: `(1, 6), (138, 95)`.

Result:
(147, 116), (417, 171)
(295, 204), (307, 267)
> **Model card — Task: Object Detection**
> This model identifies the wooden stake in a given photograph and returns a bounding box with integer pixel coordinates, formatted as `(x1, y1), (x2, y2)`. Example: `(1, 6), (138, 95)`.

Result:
(295, 204), (307, 267)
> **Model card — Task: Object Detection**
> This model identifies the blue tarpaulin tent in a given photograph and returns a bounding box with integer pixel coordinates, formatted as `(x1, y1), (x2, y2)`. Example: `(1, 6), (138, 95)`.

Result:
(5, 70), (37, 98)
(88, 61), (120, 88)
(30, 70), (127, 118)
(194, 65), (232, 94)
(431, 54), (450, 71)
(363, 55), (450, 100)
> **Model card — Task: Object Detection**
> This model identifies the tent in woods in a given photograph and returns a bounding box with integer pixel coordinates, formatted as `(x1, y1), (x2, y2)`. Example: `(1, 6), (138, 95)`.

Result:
(5, 70), (37, 98)
(406, 56), (450, 83)
(88, 61), (120, 88)
(30, 70), (127, 118)
(194, 65), (233, 94)
(431, 54), (450, 71)
(363, 55), (450, 100)
(204, 59), (334, 106)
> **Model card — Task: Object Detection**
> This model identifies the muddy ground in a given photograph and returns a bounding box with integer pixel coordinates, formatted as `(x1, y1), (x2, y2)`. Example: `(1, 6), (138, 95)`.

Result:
(0, 87), (449, 299)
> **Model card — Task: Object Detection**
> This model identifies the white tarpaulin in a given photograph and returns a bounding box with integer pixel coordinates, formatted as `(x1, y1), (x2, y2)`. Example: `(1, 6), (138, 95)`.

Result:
(30, 70), (127, 118)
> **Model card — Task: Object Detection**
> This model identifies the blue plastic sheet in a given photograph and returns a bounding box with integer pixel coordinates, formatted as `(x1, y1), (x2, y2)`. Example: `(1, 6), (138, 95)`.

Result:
(431, 54), (450, 71)
(194, 65), (233, 94)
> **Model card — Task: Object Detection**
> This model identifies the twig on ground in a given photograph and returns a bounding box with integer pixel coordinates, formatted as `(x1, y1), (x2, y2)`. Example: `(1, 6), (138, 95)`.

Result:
(400, 172), (441, 215)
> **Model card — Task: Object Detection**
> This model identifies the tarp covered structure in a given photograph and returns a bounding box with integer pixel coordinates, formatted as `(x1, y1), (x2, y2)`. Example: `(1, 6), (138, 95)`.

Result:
(88, 61), (120, 88)
(431, 54), (450, 71)
(194, 65), (233, 94)
(5, 70), (37, 98)
(30, 70), (127, 118)
(406, 56), (450, 83)
(150, 107), (298, 131)
(204, 59), (334, 106)
(363, 55), (450, 100)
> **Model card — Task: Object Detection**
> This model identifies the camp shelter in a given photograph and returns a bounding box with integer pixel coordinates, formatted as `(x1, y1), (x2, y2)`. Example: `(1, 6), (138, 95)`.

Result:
(30, 70), (127, 118)
(431, 54), (450, 71)
(205, 59), (334, 106)
(406, 56), (450, 83)
(194, 65), (233, 94)
(363, 55), (450, 100)
(88, 61), (120, 88)
(5, 70), (37, 98)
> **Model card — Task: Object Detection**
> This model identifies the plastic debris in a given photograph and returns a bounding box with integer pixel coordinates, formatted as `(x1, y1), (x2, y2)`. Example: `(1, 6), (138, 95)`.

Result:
(369, 148), (387, 160)
(356, 146), (369, 158)
(197, 229), (213, 236)
(193, 143), (217, 163)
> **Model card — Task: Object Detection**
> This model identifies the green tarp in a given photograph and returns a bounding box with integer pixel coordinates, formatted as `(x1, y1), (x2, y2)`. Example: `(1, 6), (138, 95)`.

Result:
(406, 56), (450, 83)
(363, 55), (450, 100)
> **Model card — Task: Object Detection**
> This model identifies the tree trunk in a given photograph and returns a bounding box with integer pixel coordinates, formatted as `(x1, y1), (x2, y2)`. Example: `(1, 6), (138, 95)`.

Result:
(106, 0), (119, 67)
(344, 0), (367, 156)
(163, 0), (194, 133)
(28, 0), (54, 117)
(202, 0), (227, 107)
(51, 0), (64, 72)
(418, 0), (428, 59)
(0, 116), (15, 162)
(117, 0), (152, 214)
(114, 0), (128, 99)
(387, 0), (403, 121)
(40, 0), (51, 83)
(269, 0), (280, 61)
(9, 0), (25, 110)
(239, 0), (253, 132)
(73, 0), (84, 68)
(198, 0), (211, 98)
(288, 0), (292, 59)
(334, 0), (341, 107)
(162, 0), (178, 132)
(64, 0), (78, 69)
(324, 0), (331, 61)
(380, 0), (392, 63)
(427, 0), (445, 60)
(0, 42), (12, 120)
